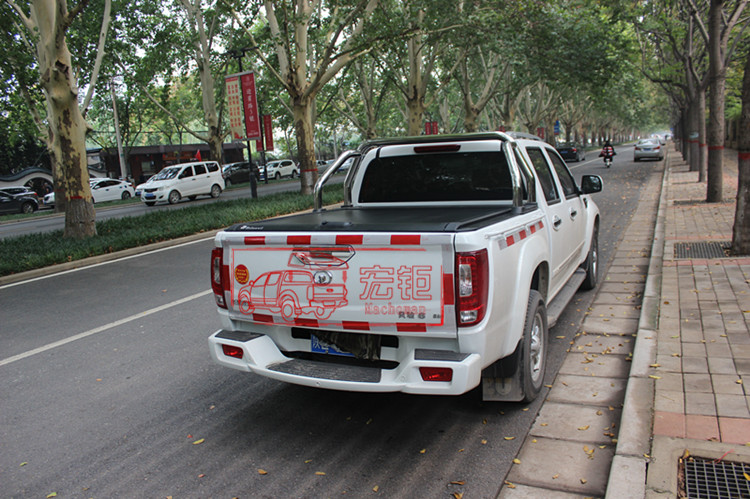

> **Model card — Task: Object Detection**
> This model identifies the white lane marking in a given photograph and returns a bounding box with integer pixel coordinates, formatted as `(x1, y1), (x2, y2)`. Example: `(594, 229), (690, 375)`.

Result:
(0, 235), (215, 290)
(0, 289), (212, 368)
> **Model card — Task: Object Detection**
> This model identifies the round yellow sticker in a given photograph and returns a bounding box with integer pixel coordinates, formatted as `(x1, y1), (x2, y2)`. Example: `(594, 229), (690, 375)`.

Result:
(234, 265), (249, 284)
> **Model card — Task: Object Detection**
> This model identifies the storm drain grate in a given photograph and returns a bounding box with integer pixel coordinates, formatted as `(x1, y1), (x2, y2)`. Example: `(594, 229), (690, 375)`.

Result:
(683, 457), (750, 498)
(674, 241), (731, 259)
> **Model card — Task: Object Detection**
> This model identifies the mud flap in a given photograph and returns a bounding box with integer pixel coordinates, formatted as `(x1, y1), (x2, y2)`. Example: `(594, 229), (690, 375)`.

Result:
(481, 340), (525, 402)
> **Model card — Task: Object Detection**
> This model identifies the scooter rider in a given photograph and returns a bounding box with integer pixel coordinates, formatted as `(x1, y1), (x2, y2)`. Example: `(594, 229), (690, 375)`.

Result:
(599, 140), (616, 167)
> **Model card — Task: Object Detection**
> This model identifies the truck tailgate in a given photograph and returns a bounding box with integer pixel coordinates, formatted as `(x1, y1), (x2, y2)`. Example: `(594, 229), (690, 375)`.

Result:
(218, 231), (457, 336)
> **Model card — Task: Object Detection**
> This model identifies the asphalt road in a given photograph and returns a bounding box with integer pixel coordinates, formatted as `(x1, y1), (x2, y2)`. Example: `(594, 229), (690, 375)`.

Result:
(0, 175), (343, 239)
(0, 149), (660, 497)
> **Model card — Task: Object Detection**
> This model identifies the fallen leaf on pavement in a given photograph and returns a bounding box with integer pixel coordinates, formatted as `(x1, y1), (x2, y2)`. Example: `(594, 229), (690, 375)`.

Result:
(258, 469), (268, 475)
(192, 438), (205, 445)
(513, 458), (521, 464)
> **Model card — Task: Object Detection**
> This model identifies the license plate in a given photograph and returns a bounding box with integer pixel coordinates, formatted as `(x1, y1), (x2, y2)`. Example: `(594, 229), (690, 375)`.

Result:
(145, 193), (155, 199)
(311, 334), (354, 357)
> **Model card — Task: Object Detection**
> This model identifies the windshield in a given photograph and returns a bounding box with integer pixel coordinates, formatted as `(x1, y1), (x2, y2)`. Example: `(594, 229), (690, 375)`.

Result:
(153, 167), (180, 180)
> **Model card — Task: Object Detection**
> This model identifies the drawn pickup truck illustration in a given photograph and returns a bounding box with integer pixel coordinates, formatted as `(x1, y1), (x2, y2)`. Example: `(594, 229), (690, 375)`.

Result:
(237, 270), (348, 321)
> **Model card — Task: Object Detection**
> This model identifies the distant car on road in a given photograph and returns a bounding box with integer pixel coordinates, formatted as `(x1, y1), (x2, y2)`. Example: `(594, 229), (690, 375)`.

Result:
(141, 161), (224, 206)
(0, 190), (39, 214)
(555, 142), (586, 162)
(89, 178), (135, 203)
(265, 160), (298, 180)
(634, 139), (663, 161)
(222, 161), (263, 186)
(0, 186), (39, 201)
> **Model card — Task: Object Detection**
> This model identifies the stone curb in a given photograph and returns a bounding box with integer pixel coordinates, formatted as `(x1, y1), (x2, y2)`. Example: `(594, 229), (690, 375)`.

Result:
(604, 149), (671, 497)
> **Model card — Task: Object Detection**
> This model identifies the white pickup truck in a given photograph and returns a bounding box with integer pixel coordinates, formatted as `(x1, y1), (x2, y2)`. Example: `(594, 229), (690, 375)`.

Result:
(208, 132), (602, 402)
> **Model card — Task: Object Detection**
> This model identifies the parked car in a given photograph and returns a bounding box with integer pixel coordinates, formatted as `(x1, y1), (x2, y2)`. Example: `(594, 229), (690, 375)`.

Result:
(222, 161), (262, 186)
(141, 161), (224, 206)
(555, 142), (586, 162)
(0, 190), (39, 214)
(0, 186), (39, 201)
(634, 139), (663, 161)
(264, 159), (298, 180)
(134, 176), (155, 197)
(89, 178), (135, 203)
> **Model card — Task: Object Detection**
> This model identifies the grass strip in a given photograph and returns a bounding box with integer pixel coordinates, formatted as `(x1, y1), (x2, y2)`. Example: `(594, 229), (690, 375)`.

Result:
(0, 185), (344, 277)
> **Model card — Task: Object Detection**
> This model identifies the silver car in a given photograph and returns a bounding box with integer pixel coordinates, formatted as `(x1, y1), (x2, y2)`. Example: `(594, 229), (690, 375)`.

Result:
(633, 139), (663, 161)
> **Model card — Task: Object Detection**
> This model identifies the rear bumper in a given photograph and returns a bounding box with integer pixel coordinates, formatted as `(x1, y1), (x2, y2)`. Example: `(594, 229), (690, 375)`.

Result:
(208, 329), (483, 395)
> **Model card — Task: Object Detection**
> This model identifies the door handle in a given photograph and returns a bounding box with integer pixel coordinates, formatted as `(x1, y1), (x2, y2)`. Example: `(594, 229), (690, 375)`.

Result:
(553, 216), (562, 230)
(570, 209), (578, 219)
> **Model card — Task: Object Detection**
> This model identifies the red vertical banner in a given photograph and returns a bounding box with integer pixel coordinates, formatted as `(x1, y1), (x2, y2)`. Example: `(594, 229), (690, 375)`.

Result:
(425, 122), (432, 135)
(497, 125), (506, 132)
(263, 115), (273, 151)
(536, 127), (545, 139)
(240, 72), (261, 140)
(225, 75), (244, 140)
(431, 121), (438, 135)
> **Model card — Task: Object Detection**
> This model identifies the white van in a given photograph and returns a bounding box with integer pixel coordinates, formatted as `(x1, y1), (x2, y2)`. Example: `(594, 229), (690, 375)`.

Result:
(141, 161), (225, 206)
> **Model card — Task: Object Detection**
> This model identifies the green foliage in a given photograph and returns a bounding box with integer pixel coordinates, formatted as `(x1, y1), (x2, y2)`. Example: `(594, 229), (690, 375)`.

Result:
(0, 184), (344, 277)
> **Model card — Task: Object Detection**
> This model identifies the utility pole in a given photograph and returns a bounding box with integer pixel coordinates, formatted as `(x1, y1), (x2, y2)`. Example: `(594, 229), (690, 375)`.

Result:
(110, 79), (127, 180)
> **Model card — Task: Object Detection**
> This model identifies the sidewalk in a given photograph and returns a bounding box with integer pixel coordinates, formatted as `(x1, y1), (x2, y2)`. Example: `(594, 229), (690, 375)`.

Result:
(640, 149), (750, 497)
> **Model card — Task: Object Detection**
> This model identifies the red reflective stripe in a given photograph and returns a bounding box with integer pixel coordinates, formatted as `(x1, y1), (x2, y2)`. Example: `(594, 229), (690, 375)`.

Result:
(390, 235), (420, 245)
(288, 235), (311, 245)
(301, 168), (316, 173)
(244, 236), (265, 245)
(296, 318), (318, 328)
(708, 145), (724, 150)
(336, 235), (363, 245)
(397, 323), (427, 332)
(519, 229), (528, 240)
(739, 152), (750, 161)
(506, 235), (515, 246)
(342, 321), (370, 330)
(699, 143), (707, 148)
(443, 273), (454, 305)
(253, 313), (274, 323)
(69, 195), (84, 200)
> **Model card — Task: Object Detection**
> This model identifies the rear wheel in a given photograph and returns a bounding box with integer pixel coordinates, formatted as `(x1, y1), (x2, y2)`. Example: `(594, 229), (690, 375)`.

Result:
(580, 223), (599, 291)
(168, 190), (181, 204)
(121, 191), (131, 200)
(21, 202), (36, 214)
(519, 290), (547, 402)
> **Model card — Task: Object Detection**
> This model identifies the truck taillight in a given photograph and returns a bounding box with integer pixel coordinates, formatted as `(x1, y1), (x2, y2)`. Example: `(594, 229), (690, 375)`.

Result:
(211, 248), (228, 309)
(419, 367), (453, 382)
(456, 249), (488, 326)
(222, 344), (244, 359)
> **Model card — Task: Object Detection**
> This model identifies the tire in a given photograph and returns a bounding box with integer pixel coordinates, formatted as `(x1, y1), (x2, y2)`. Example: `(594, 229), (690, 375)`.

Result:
(634, 157), (640, 162)
(291, 169), (297, 178)
(145, 202), (156, 206)
(280, 297), (296, 322)
(21, 202), (36, 214)
(224, 178), (232, 187)
(121, 191), (131, 200)
(168, 190), (181, 204)
(210, 184), (221, 198)
(519, 290), (547, 403)
(580, 223), (599, 291)
(275, 172), (281, 180)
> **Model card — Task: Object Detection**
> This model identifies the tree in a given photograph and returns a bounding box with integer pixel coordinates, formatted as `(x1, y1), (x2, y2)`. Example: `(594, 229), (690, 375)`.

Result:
(7, 0), (111, 238)
(231, 0), (379, 195)
(731, 46), (750, 253)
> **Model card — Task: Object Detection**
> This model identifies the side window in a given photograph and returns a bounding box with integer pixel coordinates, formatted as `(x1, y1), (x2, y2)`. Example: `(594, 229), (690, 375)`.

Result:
(206, 162), (219, 173)
(513, 149), (533, 202)
(266, 273), (279, 286)
(180, 166), (194, 178)
(526, 147), (560, 203)
(194, 163), (207, 175)
(547, 149), (578, 198)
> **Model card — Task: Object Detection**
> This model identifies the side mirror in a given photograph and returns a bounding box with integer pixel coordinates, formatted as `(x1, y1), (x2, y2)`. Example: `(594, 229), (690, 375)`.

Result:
(580, 175), (603, 194)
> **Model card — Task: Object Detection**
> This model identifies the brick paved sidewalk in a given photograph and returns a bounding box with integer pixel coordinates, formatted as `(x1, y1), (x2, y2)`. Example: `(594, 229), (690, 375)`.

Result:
(644, 149), (750, 497)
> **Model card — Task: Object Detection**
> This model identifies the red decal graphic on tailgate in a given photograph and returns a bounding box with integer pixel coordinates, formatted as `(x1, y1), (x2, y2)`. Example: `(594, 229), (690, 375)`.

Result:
(244, 236), (265, 245)
(342, 321), (370, 330)
(397, 323), (427, 332)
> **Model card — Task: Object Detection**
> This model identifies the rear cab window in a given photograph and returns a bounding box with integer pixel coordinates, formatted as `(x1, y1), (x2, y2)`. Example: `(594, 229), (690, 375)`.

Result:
(355, 140), (515, 204)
